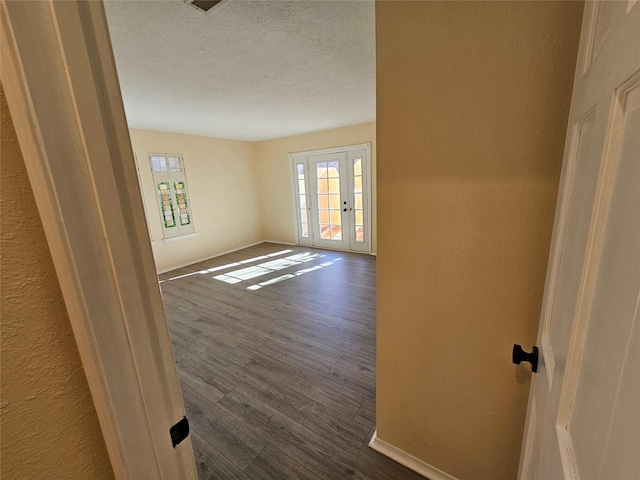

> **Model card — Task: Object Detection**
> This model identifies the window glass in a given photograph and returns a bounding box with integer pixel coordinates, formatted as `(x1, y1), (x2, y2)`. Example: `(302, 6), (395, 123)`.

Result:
(149, 154), (195, 239)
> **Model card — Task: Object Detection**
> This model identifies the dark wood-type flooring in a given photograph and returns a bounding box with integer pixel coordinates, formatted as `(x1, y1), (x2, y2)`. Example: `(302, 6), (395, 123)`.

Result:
(159, 243), (424, 480)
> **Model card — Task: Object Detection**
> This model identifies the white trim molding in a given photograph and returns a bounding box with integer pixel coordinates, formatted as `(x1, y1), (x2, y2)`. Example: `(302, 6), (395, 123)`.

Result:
(262, 239), (296, 246)
(369, 430), (460, 480)
(163, 232), (197, 243)
(517, 395), (537, 480)
(289, 142), (372, 158)
(156, 240), (289, 274)
(1, 1), (196, 478)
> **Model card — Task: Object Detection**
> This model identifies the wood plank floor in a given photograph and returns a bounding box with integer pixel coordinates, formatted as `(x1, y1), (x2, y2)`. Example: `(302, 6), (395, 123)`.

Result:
(159, 243), (424, 480)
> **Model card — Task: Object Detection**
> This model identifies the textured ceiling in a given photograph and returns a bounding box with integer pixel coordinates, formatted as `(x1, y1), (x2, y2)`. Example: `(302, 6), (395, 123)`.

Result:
(104, 0), (376, 142)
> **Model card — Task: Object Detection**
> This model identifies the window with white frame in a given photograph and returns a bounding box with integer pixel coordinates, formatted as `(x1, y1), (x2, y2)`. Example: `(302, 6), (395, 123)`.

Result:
(150, 153), (195, 240)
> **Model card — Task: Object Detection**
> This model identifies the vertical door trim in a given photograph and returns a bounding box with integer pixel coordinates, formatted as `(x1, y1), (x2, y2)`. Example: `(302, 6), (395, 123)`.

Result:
(0, 1), (196, 478)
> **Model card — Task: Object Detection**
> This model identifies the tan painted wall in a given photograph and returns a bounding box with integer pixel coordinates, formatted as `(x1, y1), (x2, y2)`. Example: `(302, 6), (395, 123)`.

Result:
(130, 129), (262, 272)
(375, 2), (583, 480)
(130, 123), (376, 273)
(255, 122), (377, 253)
(0, 87), (114, 479)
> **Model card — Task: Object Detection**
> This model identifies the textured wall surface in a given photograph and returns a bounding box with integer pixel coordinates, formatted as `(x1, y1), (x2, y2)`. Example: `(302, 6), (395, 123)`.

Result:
(375, 2), (583, 480)
(0, 87), (114, 479)
(256, 122), (377, 252)
(130, 128), (262, 272)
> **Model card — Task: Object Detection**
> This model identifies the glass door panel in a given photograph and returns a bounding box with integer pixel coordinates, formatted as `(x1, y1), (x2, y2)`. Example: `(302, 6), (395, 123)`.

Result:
(316, 160), (344, 242)
(309, 153), (349, 249)
(348, 149), (369, 252)
(293, 162), (312, 246)
(296, 164), (309, 240)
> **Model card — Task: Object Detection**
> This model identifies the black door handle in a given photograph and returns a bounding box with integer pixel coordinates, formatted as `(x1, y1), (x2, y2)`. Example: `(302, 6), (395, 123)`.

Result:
(512, 344), (539, 373)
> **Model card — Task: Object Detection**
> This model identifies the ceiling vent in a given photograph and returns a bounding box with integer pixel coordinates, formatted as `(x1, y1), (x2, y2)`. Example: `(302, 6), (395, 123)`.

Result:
(184, 0), (225, 14)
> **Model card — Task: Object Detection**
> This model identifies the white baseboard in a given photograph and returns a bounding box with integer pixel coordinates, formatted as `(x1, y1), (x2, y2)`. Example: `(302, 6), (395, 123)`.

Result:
(156, 240), (267, 274)
(368, 430), (459, 480)
(156, 239), (365, 274)
(162, 232), (197, 243)
(262, 239), (295, 246)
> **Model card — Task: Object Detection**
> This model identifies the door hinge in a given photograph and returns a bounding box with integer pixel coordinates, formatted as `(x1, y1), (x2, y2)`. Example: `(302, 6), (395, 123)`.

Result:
(170, 416), (189, 448)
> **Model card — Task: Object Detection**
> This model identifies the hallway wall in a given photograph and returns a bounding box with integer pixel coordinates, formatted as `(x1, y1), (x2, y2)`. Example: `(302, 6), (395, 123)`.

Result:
(0, 86), (114, 480)
(375, 2), (584, 479)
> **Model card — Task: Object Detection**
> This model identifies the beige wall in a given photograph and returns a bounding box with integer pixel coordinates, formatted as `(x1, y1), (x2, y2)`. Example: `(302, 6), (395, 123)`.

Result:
(130, 129), (262, 272)
(132, 123), (377, 273)
(255, 122), (377, 253)
(376, 2), (583, 480)
(0, 87), (114, 479)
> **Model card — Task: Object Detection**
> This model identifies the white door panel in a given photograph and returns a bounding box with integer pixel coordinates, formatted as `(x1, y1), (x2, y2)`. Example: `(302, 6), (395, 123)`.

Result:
(519, 2), (640, 479)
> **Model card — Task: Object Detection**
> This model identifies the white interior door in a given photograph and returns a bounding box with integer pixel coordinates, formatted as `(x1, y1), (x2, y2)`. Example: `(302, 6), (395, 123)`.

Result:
(518, 2), (640, 479)
(290, 144), (371, 253)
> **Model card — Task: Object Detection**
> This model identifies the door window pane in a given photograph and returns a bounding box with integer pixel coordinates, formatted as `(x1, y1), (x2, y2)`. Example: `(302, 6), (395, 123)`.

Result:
(297, 164), (308, 238)
(317, 160), (343, 242)
(354, 193), (363, 209)
(353, 158), (365, 243)
(353, 158), (362, 176)
(354, 176), (362, 193)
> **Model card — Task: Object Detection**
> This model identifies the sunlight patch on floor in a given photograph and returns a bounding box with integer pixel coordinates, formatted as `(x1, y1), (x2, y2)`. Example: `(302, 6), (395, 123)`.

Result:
(213, 252), (324, 284)
(162, 249), (293, 282)
(245, 257), (342, 291)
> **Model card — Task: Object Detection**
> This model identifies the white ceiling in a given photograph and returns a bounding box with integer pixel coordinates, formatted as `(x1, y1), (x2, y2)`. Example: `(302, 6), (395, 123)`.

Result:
(104, 0), (376, 142)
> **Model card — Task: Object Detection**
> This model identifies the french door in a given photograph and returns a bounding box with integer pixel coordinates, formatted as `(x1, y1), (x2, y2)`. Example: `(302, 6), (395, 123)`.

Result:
(290, 144), (371, 253)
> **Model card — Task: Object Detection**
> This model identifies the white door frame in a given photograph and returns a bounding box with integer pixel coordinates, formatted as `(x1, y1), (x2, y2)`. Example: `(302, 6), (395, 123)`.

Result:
(289, 143), (372, 253)
(1, 1), (196, 478)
